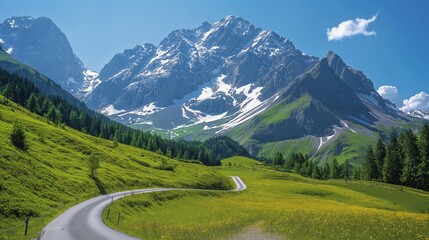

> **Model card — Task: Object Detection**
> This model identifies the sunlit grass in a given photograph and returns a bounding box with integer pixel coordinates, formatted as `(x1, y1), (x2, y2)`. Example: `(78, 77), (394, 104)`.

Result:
(105, 156), (429, 239)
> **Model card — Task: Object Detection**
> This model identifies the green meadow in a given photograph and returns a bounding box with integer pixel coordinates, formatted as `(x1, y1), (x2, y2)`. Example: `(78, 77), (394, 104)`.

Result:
(105, 156), (429, 240)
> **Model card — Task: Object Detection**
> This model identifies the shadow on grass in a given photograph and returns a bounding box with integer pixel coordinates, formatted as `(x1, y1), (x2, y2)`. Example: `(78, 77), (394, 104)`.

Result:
(91, 175), (107, 195)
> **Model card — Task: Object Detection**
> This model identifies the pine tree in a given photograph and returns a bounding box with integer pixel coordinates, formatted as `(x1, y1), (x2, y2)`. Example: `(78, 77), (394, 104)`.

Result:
(176, 149), (183, 160)
(343, 160), (351, 181)
(1, 83), (13, 100)
(130, 132), (138, 146)
(56, 103), (64, 123)
(311, 164), (321, 179)
(55, 107), (62, 124)
(69, 110), (80, 129)
(401, 129), (420, 187)
(273, 152), (285, 166)
(293, 161), (302, 173)
(330, 159), (340, 179)
(352, 167), (361, 180)
(363, 146), (377, 180)
(183, 150), (190, 160)
(166, 147), (173, 158)
(374, 138), (386, 180)
(45, 105), (57, 123)
(285, 153), (296, 169)
(306, 160), (314, 177)
(41, 97), (51, 114)
(417, 124), (429, 190)
(323, 163), (331, 179)
(382, 135), (402, 184)
(25, 93), (40, 113)
(197, 150), (204, 161)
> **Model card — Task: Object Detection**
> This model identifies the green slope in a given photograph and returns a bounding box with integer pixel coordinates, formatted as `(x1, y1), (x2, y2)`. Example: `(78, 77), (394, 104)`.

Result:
(258, 94), (312, 125)
(0, 96), (233, 239)
(313, 131), (376, 166)
(228, 94), (312, 145)
(258, 136), (315, 160)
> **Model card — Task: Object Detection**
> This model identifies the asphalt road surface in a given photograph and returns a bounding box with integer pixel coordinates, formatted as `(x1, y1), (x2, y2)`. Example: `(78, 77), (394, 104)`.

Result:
(38, 176), (246, 240)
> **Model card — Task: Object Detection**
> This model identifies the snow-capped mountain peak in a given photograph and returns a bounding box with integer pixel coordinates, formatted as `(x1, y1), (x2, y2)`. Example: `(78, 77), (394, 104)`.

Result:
(85, 16), (319, 131)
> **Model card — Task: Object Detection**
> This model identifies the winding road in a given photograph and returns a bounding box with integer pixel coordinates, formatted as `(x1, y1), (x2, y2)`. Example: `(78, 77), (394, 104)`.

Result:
(38, 176), (246, 240)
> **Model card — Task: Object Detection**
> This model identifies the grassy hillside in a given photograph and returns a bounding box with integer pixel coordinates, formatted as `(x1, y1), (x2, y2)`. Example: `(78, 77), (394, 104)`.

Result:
(105, 156), (429, 240)
(0, 96), (233, 240)
(313, 131), (376, 166)
(257, 136), (315, 160)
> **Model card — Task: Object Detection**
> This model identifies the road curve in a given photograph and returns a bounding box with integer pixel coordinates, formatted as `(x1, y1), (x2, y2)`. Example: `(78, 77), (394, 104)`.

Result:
(38, 176), (246, 240)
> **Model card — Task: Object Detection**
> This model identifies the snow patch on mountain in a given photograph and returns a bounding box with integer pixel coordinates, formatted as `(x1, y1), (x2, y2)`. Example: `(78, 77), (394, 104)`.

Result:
(197, 86), (215, 101)
(7, 19), (16, 28)
(236, 84), (263, 110)
(124, 102), (165, 116)
(76, 69), (101, 98)
(197, 111), (228, 124)
(216, 90), (274, 133)
(317, 129), (337, 151)
(407, 109), (429, 120)
(340, 120), (357, 133)
(5, 47), (12, 54)
(100, 105), (125, 116)
(195, 74), (235, 102)
(175, 105), (228, 129)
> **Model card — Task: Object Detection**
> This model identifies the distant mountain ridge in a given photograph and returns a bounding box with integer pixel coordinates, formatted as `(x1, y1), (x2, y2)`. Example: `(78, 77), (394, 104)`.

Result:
(0, 16), (100, 97)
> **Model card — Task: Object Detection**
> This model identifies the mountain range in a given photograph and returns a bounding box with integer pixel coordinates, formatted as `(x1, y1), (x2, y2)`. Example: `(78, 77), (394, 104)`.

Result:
(0, 15), (427, 164)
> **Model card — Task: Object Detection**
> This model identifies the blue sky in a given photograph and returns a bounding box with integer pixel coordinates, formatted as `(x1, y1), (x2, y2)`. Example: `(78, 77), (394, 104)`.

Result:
(1, 0), (428, 109)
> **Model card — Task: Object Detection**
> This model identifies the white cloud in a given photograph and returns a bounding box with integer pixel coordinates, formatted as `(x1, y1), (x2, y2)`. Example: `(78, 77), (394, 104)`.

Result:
(327, 14), (378, 41)
(400, 92), (429, 112)
(377, 85), (401, 107)
(0, 38), (4, 44)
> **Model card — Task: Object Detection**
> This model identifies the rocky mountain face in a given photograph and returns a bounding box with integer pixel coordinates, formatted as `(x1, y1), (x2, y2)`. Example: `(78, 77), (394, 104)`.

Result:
(0, 16), (99, 96)
(86, 16), (318, 128)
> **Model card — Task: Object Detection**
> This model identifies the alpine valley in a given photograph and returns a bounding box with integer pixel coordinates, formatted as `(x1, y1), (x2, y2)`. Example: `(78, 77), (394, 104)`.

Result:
(1, 15), (427, 165)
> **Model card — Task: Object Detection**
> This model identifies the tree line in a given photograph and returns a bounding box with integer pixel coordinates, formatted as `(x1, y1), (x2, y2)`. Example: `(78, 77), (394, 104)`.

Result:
(272, 124), (429, 191)
(361, 125), (429, 191)
(0, 68), (248, 165)
(273, 152), (353, 180)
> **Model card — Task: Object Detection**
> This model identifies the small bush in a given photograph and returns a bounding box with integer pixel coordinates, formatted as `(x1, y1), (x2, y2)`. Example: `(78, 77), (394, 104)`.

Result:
(112, 138), (119, 148)
(88, 154), (100, 177)
(155, 159), (176, 171)
(10, 122), (28, 150)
